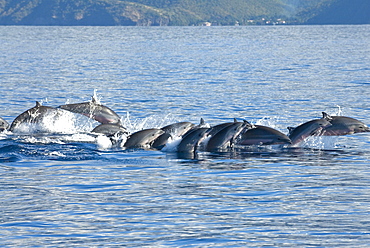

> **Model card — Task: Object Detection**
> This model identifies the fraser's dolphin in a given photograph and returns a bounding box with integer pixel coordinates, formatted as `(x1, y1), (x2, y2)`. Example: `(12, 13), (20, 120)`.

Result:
(152, 133), (173, 150)
(321, 112), (370, 136)
(161, 121), (195, 136)
(9, 102), (60, 132)
(0, 117), (9, 131)
(206, 121), (252, 151)
(59, 96), (121, 125)
(91, 123), (128, 137)
(194, 118), (210, 128)
(152, 121), (195, 149)
(177, 128), (209, 153)
(206, 118), (238, 137)
(124, 128), (164, 149)
(288, 116), (332, 145)
(181, 118), (210, 137)
(237, 125), (291, 145)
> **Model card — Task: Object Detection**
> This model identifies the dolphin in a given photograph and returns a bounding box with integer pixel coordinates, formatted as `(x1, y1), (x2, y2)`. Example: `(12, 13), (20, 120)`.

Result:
(237, 125), (291, 145)
(58, 96), (121, 125)
(91, 123), (128, 137)
(181, 118), (211, 137)
(206, 121), (252, 151)
(124, 128), (165, 149)
(288, 116), (332, 145)
(9, 102), (59, 132)
(161, 121), (195, 136)
(152, 133), (173, 150)
(206, 118), (238, 137)
(0, 117), (9, 131)
(177, 128), (209, 153)
(320, 112), (370, 136)
(194, 118), (211, 128)
(152, 121), (195, 150)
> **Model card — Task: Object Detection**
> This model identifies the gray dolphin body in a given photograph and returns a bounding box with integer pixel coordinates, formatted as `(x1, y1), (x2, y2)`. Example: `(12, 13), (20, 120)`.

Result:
(152, 121), (195, 149)
(0, 117), (9, 131)
(206, 119), (238, 137)
(288, 117), (332, 145)
(9, 102), (59, 132)
(91, 123), (128, 137)
(161, 122), (195, 136)
(59, 97), (121, 125)
(206, 121), (252, 151)
(152, 133), (173, 150)
(124, 128), (164, 149)
(237, 125), (291, 145)
(177, 128), (209, 153)
(321, 112), (370, 136)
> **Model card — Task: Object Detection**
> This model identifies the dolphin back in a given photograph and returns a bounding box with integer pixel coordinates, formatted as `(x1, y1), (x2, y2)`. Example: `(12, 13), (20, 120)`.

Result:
(124, 129), (165, 149)
(59, 100), (121, 125)
(9, 102), (56, 132)
(288, 117), (332, 145)
(238, 125), (291, 145)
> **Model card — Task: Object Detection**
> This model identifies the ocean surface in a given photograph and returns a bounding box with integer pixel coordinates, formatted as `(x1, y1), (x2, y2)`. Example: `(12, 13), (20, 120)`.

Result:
(1, 25), (370, 247)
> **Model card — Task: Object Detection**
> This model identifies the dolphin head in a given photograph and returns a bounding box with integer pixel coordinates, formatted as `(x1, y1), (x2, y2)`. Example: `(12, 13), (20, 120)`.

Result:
(354, 124), (370, 133)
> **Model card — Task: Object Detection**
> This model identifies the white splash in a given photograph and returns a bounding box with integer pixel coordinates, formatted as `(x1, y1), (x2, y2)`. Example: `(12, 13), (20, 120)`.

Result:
(122, 112), (178, 133)
(335, 105), (342, 116)
(96, 135), (112, 149)
(47, 151), (66, 157)
(255, 116), (280, 129)
(161, 136), (181, 152)
(92, 89), (102, 104)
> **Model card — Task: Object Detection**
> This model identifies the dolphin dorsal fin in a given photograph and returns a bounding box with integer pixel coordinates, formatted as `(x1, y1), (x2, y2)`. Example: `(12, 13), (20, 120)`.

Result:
(233, 118), (238, 122)
(36, 101), (41, 107)
(287, 126), (295, 134)
(91, 96), (97, 104)
(322, 112), (333, 121)
(243, 120), (255, 129)
(199, 118), (205, 125)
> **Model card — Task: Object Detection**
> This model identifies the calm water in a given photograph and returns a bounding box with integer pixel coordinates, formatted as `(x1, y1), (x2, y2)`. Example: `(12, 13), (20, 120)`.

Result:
(1, 25), (370, 247)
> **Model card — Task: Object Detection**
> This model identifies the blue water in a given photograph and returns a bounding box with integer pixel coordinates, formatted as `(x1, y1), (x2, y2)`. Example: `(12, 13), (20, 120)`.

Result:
(1, 25), (370, 247)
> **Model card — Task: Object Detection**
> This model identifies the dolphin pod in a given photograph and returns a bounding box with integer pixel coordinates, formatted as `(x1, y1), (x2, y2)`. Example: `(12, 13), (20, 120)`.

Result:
(1, 98), (369, 152)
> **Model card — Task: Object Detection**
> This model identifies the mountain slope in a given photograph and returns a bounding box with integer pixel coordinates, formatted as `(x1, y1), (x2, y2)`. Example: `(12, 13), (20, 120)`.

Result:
(0, 0), (369, 25)
(0, 0), (300, 25)
(303, 0), (370, 24)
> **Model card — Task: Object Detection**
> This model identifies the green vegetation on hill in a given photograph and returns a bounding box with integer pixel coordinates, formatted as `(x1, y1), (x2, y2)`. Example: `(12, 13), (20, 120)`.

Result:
(303, 0), (370, 24)
(0, 0), (368, 26)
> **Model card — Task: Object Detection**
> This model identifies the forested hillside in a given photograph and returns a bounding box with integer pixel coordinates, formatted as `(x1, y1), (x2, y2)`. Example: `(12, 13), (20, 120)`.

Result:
(0, 0), (368, 26)
(303, 0), (370, 24)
